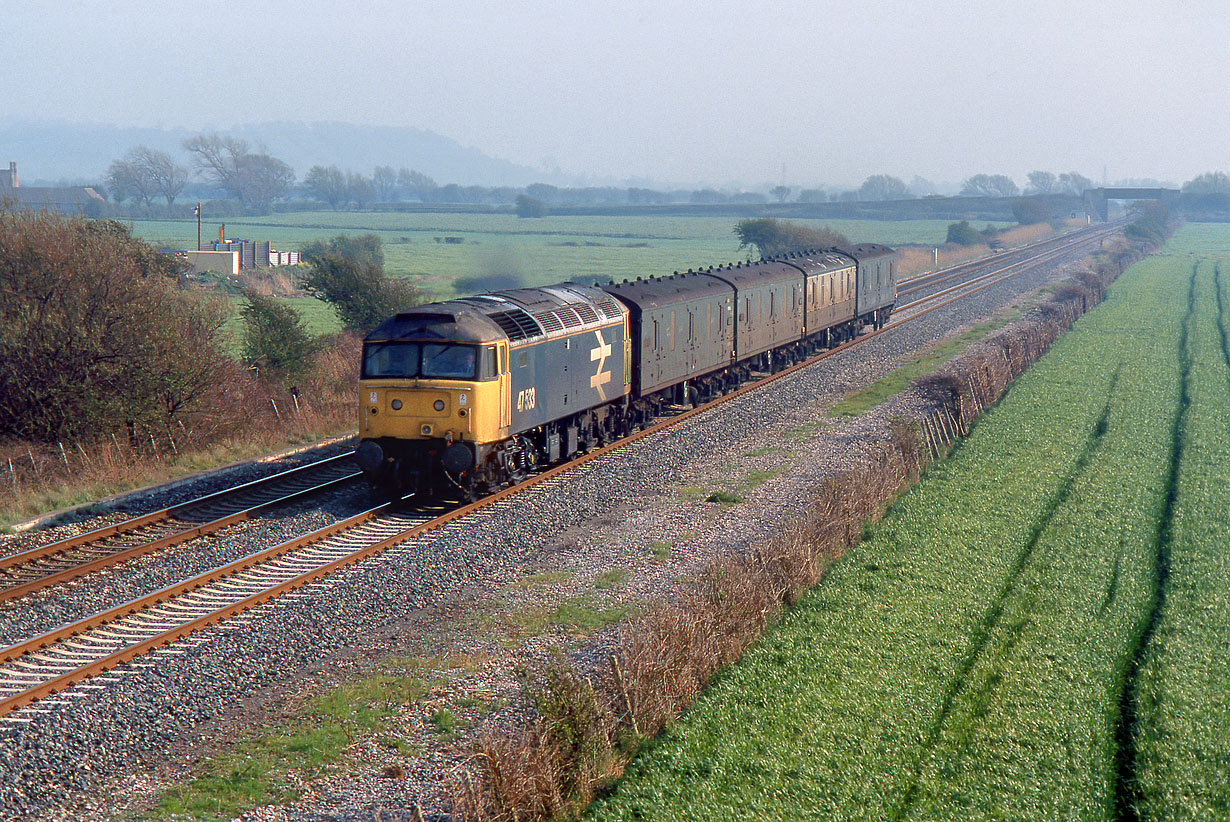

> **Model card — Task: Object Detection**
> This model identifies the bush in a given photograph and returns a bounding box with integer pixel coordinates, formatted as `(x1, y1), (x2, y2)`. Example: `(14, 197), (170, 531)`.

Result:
(240, 289), (320, 386)
(734, 218), (849, 259)
(0, 206), (229, 442)
(300, 234), (423, 332)
(515, 195), (547, 218)
(1011, 197), (1053, 225)
(945, 220), (983, 246)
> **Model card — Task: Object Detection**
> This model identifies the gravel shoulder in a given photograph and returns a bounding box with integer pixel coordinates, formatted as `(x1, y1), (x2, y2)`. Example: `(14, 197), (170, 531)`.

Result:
(3, 250), (1091, 822)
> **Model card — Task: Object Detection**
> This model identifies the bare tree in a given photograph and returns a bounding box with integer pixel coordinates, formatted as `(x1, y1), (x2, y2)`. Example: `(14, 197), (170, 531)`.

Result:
(372, 166), (399, 201)
(183, 134), (248, 195)
(304, 165), (348, 209)
(1025, 171), (1058, 195)
(1181, 171), (1230, 194)
(107, 158), (157, 206)
(960, 174), (1019, 197)
(397, 168), (437, 200)
(135, 147), (188, 206)
(183, 134), (294, 212)
(859, 174), (910, 201)
(1057, 171), (1095, 196)
(346, 172), (375, 209)
(771, 185), (792, 203)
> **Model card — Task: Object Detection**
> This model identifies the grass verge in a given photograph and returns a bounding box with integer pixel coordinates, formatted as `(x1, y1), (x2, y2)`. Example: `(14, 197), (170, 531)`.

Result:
(149, 666), (431, 821)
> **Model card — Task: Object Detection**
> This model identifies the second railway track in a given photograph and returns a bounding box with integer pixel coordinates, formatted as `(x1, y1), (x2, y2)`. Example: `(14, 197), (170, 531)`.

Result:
(0, 454), (363, 605)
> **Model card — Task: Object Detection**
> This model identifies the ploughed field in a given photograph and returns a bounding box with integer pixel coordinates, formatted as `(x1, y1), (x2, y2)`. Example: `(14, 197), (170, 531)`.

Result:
(585, 225), (1230, 820)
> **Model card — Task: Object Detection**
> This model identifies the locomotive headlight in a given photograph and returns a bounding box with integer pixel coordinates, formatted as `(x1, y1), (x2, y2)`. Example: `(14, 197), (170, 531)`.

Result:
(433, 400), (445, 411)
(391, 399), (403, 410)
(421, 424), (433, 436)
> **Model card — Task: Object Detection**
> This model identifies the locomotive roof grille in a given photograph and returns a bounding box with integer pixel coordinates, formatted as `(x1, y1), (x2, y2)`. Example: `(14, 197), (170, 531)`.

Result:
(555, 305), (584, 329)
(534, 311), (565, 334)
(572, 303), (601, 324)
(487, 308), (543, 342)
(593, 296), (623, 319)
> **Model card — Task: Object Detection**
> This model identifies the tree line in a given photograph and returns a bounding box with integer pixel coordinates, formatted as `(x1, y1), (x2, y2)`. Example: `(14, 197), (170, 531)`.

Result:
(99, 135), (1230, 218)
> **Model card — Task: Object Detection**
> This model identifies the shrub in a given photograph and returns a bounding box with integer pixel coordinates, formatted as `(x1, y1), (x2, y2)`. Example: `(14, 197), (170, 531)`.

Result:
(0, 206), (229, 442)
(1011, 197), (1053, 225)
(515, 195), (547, 218)
(734, 218), (849, 259)
(239, 289), (320, 386)
(946, 220), (983, 246)
(300, 234), (422, 332)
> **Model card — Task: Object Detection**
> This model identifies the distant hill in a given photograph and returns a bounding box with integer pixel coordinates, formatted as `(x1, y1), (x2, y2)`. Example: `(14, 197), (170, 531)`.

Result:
(0, 119), (557, 187)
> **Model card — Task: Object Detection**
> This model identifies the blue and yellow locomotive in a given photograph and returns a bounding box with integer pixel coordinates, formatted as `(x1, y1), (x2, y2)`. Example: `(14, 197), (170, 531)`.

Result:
(355, 284), (631, 496)
(356, 244), (896, 497)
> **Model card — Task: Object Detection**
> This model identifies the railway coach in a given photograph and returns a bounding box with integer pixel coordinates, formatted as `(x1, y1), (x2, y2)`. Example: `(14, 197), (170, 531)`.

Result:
(356, 243), (896, 497)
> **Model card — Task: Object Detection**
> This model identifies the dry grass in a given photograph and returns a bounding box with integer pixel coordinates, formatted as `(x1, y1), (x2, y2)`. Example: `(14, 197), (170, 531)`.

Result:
(0, 333), (361, 526)
(897, 244), (990, 279)
(897, 219), (1090, 280)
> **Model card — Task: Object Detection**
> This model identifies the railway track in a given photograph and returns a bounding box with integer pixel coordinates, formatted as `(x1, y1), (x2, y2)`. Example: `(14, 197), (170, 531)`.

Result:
(898, 221), (1122, 300)
(0, 221), (1120, 720)
(0, 454), (362, 605)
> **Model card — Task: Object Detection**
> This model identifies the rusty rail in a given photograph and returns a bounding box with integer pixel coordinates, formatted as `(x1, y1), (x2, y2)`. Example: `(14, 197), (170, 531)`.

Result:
(0, 454), (359, 603)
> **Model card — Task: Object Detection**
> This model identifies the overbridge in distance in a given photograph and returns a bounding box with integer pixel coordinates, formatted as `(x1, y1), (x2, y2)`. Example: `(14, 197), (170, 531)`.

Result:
(1084, 187), (1180, 221)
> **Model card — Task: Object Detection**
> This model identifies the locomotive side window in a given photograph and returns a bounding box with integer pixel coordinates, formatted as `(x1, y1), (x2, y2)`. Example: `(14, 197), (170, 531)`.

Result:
(480, 346), (499, 380)
(362, 342), (421, 378)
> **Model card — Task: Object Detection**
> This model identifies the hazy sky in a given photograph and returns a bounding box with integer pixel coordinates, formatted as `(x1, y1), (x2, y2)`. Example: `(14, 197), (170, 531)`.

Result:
(4, 0), (1226, 187)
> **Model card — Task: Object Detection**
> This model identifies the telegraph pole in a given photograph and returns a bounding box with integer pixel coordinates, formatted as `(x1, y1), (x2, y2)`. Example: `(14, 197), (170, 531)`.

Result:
(194, 203), (201, 250)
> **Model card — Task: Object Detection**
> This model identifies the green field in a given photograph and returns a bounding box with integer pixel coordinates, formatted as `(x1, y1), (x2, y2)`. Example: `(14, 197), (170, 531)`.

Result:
(585, 226), (1230, 820)
(130, 212), (1000, 300)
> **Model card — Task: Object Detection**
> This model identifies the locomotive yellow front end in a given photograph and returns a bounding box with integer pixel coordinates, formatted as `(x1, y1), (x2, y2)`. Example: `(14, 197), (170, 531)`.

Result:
(355, 306), (511, 495)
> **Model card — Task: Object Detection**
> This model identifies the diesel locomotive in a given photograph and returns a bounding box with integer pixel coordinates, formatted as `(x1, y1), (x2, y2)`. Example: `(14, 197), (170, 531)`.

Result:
(354, 244), (896, 497)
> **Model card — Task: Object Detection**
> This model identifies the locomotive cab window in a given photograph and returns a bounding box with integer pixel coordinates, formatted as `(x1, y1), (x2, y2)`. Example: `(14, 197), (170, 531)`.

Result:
(422, 343), (478, 379)
(362, 342), (420, 379)
(362, 341), (482, 380)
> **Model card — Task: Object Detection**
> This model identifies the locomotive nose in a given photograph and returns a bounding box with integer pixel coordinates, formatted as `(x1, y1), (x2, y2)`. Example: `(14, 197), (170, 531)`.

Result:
(355, 440), (386, 473)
